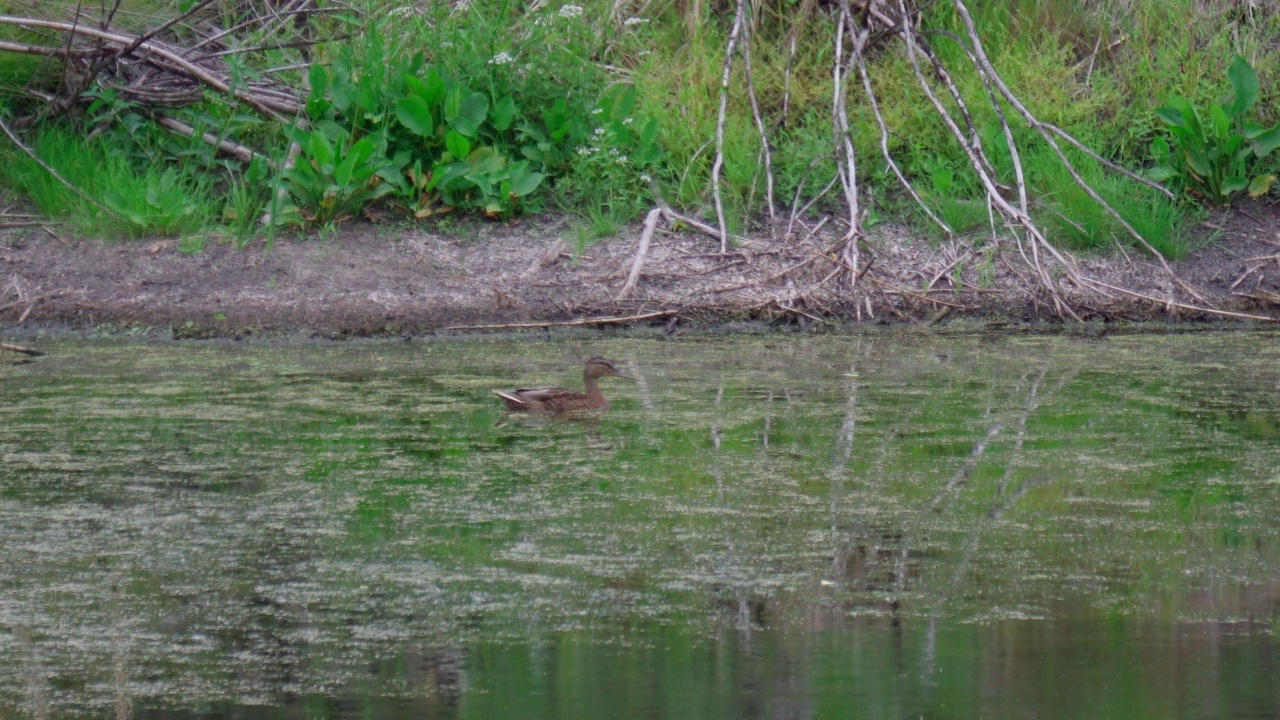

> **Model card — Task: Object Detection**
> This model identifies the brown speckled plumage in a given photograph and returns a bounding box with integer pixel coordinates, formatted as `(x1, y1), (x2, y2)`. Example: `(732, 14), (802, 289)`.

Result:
(492, 357), (631, 412)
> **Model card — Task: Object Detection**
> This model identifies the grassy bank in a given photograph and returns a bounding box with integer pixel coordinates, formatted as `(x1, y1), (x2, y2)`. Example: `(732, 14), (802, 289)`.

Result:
(2, 0), (1279, 258)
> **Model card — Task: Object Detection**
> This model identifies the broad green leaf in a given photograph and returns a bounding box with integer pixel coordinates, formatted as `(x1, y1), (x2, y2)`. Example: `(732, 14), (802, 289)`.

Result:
(421, 68), (447, 106)
(508, 162), (544, 197)
(394, 96), (435, 137)
(443, 86), (461, 124)
(1248, 174), (1275, 197)
(1249, 124), (1280, 156)
(329, 61), (353, 112)
(492, 96), (517, 132)
(403, 76), (427, 102)
(306, 64), (329, 117)
(1184, 148), (1211, 178)
(425, 161), (469, 191)
(450, 91), (488, 137)
(1221, 176), (1248, 196)
(1155, 104), (1192, 132)
(1146, 165), (1178, 182)
(1151, 135), (1170, 162)
(308, 131), (335, 169)
(467, 147), (505, 175)
(1210, 103), (1230, 141)
(1227, 55), (1259, 118)
(543, 99), (571, 140)
(464, 170), (493, 196)
(445, 130), (471, 160)
(522, 145), (545, 163)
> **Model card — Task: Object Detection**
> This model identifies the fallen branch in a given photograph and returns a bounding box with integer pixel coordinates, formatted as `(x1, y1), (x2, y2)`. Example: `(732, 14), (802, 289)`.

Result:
(442, 310), (677, 331)
(1081, 278), (1279, 323)
(615, 207), (662, 301)
(153, 115), (271, 166)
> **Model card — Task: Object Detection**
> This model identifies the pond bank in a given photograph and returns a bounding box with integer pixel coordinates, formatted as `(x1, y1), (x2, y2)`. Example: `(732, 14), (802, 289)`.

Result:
(2, 204), (1280, 339)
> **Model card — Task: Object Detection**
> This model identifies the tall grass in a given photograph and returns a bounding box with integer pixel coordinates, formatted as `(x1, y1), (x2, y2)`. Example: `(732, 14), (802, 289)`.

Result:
(0, 128), (215, 238)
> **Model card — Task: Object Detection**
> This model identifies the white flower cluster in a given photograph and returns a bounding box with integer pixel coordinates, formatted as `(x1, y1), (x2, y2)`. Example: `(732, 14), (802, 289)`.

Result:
(559, 4), (583, 18)
(624, 17), (648, 26)
(488, 51), (514, 65)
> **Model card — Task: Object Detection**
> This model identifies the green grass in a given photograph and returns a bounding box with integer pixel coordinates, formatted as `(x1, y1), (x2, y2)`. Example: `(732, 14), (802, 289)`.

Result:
(0, 128), (216, 238)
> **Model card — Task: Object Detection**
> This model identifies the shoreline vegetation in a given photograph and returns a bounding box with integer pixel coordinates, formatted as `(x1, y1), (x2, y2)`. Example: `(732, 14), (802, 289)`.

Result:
(3, 0), (1280, 335)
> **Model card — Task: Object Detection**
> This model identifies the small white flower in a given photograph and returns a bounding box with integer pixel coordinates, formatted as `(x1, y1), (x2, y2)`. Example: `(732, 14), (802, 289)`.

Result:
(593, 127), (605, 136)
(608, 148), (619, 155)
(576, 146), (594, 156)
(622, 116), (634, 125)
(640, 174), (651, 183)
(624, 16), (648, 26)
(591, 107), (603, 115)
(440, 41), (454, 48)
(558, 4), (583, 18)
(488, 51), (515, 65)
(616, 155), (628, 164)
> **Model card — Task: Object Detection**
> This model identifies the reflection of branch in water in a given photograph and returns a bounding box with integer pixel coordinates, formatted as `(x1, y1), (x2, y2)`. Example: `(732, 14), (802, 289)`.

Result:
(826, 364), (860, 582)
(711, 385), (725, 453)
(927, 424), (1002, 510)
(623, 358), (655, 413)
(706, 383), (754, 639)
(921, 364), (1078, 682)
(926, 361), (1015, 510)
(761, 389), (773, 449)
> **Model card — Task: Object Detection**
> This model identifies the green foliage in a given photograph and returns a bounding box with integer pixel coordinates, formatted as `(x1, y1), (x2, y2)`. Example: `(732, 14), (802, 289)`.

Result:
(1150, 56), (1280, 206)
(278, 126), (397, 226)
(0, 126), (214, 238)
(555, 85), (664, 217)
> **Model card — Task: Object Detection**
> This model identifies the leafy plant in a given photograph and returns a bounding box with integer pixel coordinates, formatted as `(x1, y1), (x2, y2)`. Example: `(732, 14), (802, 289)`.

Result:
(279, 126), (398, 226)
(1150, 55), (1280, 205)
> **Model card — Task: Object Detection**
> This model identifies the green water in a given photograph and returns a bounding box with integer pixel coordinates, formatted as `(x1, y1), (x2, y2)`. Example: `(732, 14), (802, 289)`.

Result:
(1, 332), (1278, 719)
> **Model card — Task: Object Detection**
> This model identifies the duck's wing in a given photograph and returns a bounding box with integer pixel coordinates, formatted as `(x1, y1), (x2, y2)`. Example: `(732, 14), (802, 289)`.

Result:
(511, 386), (577, 403)
(492, 386), (579, 408)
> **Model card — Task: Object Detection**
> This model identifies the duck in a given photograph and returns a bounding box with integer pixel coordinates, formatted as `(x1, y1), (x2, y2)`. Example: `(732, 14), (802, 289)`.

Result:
(492, 357), (631, 412)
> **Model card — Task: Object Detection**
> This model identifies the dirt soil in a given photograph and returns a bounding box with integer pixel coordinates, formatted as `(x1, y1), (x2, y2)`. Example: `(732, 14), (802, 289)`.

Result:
(4, 202), (1280, 339)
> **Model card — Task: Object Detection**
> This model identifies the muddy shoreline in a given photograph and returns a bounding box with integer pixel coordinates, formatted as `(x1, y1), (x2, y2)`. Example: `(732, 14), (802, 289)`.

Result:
(3, 205), (1280, 340)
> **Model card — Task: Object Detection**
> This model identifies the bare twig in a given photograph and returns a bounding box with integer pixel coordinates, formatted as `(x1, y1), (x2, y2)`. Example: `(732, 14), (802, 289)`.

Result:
(443, 310), (677, 331)
(616, 207), (662, 301)
(710, 0), (748, 253)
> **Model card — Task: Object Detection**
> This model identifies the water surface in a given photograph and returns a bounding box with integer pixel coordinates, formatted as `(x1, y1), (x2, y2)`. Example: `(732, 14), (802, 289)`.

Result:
(1, 332), (1278, 718)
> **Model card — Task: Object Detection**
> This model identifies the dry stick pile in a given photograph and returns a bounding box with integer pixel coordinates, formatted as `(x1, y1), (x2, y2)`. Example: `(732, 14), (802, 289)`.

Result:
(0, 1), (319, 164)
(616, 0), (1279, 326)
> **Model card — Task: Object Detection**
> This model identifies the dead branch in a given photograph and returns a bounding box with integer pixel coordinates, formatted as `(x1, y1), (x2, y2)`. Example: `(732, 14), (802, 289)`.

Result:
(740, 14), (776, 233)
(1082, 278), (1278, 322)
(443, 310), (677, 331)
(616, 207), (662, 301)
(152, 114), (270, 165)
(0, 15), (299, 119)
(710, 0), (748, 253)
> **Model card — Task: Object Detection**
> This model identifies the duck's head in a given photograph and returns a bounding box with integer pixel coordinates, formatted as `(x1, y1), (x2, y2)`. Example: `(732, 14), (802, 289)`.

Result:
(584, 357), (632, 380)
